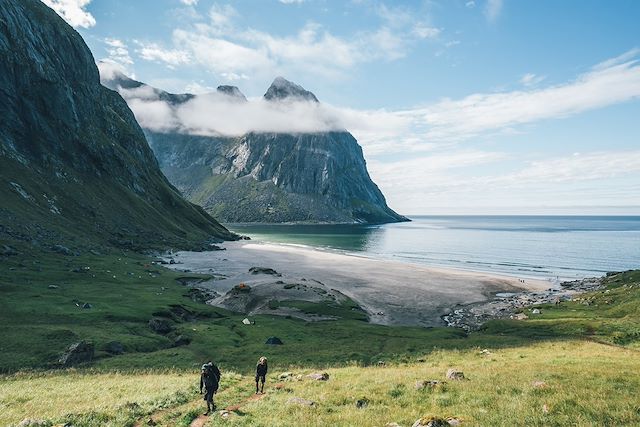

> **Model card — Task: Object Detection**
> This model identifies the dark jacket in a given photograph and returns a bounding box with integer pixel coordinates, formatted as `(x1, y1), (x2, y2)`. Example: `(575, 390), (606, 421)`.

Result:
(256, 361), (268, 377)
(200, 363), (221, 392)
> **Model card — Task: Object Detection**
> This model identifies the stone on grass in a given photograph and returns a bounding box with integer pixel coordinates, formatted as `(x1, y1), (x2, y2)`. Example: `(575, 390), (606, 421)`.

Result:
(306, 372), (329, 381)
(416, 380), (445, 390)
(279, 372), (293, 380)
(105, 341), (124, 355)
(532, 308), (541, 314)
(512, 312), (529, 320)
(17, 419), (47, 427)
(532, 380), (547, 389)
(446, 369), (465, 381)
(412, 416), (451, 427)
(173, 335), (191, 347)
(265, 336), (283, 345)
(287, 397), (316, 406)
(59, 341), (94, 366)
(148, 318), (173, 334)
(355, 398), (369, 408)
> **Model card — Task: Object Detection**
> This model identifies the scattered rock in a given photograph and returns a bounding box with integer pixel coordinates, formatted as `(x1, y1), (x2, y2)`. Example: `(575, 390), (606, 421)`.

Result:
(249, 267), (281, 276)
(52, 244), (73, 255)
(173, 335), (191, 347)
(412, 416), (451, 427)
(355, 398), (369, 408)
(279, 372), (293, 380)
(542, 404), (549, 414)
(242, 318), (252, 325)
(58, 341), (94, 366)
(306, 372), (329, 381)
(512, 313), (529, 320)
(385, 423), (401, 427)
(148, 318), (173, 334)
(219, 409), (232, 418)
(146, 418), (157, 425)
(105, 341), (124, 355)
(82, 303), (92, 309)
(446, 369), (465, 381)
(287, 397), (316, 406)
(17, 419), (47, 427)
(1, 244), (18, 256)
(532, 380), (547, 389)
(446, 418), (462, 426)
(377, 360), (386, 367)
(532, 308), (541, 315)
(265, 336), (283, 345)
(48, 284), (59, 289)
(416, 380), (445, 390)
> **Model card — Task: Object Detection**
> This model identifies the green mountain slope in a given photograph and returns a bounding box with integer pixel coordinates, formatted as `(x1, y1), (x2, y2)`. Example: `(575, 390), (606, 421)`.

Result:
(0, 0), (236, 253)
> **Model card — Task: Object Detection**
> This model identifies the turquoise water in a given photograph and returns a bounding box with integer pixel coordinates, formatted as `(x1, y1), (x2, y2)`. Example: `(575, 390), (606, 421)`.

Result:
(227, 216), (640, 280)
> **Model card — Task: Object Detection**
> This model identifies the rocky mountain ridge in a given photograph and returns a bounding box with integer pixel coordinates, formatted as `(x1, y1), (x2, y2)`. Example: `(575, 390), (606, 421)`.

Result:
(103, 73), (407, 224)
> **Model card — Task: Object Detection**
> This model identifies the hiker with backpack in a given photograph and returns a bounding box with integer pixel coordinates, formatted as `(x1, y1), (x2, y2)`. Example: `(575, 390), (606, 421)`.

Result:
(200, 360), (221, 414)
(255, 356), (268, 394)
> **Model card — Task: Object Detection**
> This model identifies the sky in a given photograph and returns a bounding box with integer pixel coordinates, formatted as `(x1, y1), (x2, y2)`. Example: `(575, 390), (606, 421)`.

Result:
(42, 0), (640, 215)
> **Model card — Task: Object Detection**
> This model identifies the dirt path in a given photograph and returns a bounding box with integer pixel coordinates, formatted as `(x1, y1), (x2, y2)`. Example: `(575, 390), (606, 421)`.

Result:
(189, 393), (266, 427)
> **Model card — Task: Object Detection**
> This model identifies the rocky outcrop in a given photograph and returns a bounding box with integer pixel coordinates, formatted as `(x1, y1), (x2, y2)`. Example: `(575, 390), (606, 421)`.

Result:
(103, 73), (408, 224)
(0, 0), (235, 250)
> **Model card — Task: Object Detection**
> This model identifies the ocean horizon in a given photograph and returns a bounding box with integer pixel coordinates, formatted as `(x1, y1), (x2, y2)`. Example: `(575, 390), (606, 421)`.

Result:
(227, 215), (640, 282)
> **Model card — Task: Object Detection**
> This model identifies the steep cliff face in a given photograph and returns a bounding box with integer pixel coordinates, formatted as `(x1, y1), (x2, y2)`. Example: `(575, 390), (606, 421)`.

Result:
(0, 0), (235, 251)
(103, 74), (407, 224)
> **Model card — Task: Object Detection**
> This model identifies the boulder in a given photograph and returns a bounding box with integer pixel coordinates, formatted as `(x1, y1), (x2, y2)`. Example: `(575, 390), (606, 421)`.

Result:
(446, 369), (465, 381)
(265, 336), (283, 345)
(532, 308), (541, 314)
(355, 398), (369, 408)
(279, 372), (294, 380)
(52, 244), (73, 255)
(17, 419), (47, 427)
(416, 380), (445, 390)
(287, 397), (316, 407)
(148, 318), (173, 334)
(306, 372), (329, 381)
(59, 341), (94, 366)
(173, 335), (192, 347)
(412, 416), (451, 427)
(249, 267), (281, 276)
(105, 341), (124, 355)
(1, 245), (18, 256)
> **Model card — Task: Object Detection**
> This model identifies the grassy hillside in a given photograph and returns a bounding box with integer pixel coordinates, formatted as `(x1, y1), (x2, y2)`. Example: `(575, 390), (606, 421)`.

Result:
(1, 249), (638, 425)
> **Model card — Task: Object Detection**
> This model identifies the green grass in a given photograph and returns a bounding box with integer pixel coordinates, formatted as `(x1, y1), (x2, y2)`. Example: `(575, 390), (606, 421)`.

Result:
(1, 248), (639, 426)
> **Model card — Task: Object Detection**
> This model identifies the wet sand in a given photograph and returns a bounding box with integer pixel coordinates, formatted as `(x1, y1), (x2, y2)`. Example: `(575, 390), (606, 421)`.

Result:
(167, 241), (551, 327)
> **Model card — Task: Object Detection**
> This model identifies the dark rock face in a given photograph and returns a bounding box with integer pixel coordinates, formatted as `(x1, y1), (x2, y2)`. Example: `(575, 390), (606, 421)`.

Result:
(217, 85), (247, 101)
(0, 0), (235, 250)
(59, 341), (94, 366)
(148, 130), (407, 224)
(103, 73), (407, 224)
(264, 76), (319, 102)
(105, 341), (125, 355)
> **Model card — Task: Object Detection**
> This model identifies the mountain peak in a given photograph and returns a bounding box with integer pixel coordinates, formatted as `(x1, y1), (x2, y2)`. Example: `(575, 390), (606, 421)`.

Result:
(217, 85), (247, 102)
(264, 77), (319, 103)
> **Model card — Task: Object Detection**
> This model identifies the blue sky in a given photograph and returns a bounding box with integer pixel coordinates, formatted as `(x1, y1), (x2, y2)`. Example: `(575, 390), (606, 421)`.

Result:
(43, 0), (640, 214)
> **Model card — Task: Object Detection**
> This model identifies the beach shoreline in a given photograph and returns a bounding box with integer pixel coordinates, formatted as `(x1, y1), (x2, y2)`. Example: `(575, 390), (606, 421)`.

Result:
(164, 241), (558, 327)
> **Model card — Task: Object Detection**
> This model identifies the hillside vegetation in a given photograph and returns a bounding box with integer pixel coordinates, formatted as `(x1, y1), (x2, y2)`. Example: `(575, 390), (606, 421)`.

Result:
(1, 252), (639, 426)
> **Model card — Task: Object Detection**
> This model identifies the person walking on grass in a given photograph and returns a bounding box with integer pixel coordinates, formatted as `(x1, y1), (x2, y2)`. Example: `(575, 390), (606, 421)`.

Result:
(200, 360), (221, 414)
(255, 356), (268, 394)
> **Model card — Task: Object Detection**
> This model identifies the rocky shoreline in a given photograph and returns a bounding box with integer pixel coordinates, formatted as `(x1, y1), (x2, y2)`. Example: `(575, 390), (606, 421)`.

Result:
(442, 277), (604, 331)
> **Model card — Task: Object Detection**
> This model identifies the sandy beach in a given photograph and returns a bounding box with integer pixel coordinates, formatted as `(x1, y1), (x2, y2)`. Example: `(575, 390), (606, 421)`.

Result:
(166, 241), (552, 327)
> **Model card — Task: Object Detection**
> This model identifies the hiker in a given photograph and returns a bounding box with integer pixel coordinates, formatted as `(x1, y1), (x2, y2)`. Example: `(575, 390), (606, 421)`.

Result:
(255, 356), (268, 394)
(200, 360), (221, 414)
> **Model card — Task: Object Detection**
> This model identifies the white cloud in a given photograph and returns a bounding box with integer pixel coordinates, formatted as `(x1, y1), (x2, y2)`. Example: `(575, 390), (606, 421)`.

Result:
(104, 38), (133, 67)
(485, 0), (503, 23)
(279, 0), (306, 4)
(466, 1), (476, 8)
(135, 41), (191, 67)
(180, 0), (198, 5)
(419, 50), (640, 143)
(520, 73), (545, 87)
(41, 0), (96, 28)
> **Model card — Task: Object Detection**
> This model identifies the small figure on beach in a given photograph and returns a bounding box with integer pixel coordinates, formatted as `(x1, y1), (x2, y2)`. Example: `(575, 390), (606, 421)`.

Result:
(200, 360), (221, 414)
(256, 356), (268, 394)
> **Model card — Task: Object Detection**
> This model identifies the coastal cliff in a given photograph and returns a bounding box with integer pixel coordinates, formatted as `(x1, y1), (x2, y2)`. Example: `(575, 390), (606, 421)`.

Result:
(103, 73), (408, 224)
(0, 0), (235, 251)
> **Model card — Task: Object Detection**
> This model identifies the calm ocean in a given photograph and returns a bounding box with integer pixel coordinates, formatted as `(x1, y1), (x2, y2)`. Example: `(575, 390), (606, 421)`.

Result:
(227, 216), (640, 281)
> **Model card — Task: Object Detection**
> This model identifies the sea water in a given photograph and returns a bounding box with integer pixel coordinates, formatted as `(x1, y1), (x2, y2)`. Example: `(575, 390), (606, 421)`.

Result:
(227, 216), (640, 281)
